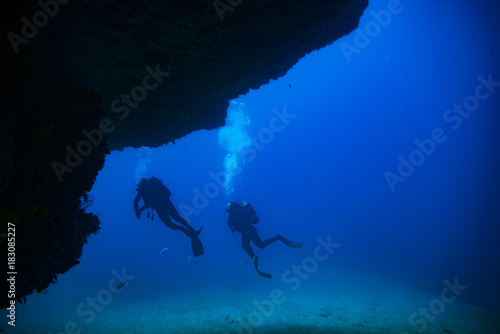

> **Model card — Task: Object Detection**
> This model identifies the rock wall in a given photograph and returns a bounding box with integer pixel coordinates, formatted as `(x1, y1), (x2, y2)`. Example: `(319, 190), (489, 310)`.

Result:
(0, 0), (368, 307)
(1, 36), (106, 308)
(46, 0), (369, 150)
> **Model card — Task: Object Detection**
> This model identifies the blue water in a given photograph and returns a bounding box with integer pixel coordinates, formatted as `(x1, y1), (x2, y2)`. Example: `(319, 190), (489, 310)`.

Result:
(5, 0), (500, 333)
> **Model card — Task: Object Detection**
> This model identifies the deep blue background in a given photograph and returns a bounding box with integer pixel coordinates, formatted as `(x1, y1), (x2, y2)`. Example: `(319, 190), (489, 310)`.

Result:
(83, 0), (500, 312)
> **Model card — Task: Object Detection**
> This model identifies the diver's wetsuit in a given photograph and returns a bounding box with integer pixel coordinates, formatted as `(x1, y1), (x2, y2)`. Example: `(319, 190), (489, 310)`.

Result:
(227, 201), (303, 278)
(238, 224), (278, 259)
(134, 192), (194, 237)
(134, 177), (204, 257)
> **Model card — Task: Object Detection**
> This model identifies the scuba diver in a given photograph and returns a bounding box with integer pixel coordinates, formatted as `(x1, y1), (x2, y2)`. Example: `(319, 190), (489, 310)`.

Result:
(226, 201), (303, 278)
(134, 177), (204, 257)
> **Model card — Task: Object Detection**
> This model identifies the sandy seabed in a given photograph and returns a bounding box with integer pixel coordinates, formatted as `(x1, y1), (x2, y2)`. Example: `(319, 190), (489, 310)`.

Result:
(4, 269), (499, 334)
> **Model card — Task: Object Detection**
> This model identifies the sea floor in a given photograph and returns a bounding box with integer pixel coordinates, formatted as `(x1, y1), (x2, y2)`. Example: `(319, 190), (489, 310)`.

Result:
(4, 269), (499, 334)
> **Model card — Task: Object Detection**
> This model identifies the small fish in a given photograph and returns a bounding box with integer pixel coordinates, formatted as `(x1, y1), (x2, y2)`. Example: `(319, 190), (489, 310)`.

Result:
(160, 247), (169, 254)
(114, 281), (126, 293)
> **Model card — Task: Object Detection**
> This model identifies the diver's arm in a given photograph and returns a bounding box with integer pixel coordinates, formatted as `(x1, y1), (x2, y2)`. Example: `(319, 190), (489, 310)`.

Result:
(133, 193), (142, 218)
(227, 212), (236, 233)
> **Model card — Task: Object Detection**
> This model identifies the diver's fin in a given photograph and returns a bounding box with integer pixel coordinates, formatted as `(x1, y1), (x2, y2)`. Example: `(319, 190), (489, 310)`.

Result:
(193, 226), (203, 237)
(190, 234), (204, 257)
(277, 234), (304, 249)
(253, 256), (272, 279)
(256, 268), (272, 279)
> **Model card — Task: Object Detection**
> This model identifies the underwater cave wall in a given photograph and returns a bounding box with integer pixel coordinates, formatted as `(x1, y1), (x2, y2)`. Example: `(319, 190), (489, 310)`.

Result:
(1, 25), (105, 308)
(1, 0), (368, 307)
(45, 0), (369, 150)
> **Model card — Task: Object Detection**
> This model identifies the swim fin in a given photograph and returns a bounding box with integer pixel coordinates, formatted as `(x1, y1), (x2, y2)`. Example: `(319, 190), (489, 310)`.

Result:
(277, 234), (304, 248)
(253, 256), (272, 279)
(190, 228), (204, 257)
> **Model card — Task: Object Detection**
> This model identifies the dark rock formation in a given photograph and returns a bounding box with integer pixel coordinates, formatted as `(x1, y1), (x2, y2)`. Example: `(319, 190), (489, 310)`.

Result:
(1, 0), (367, 307)
(45, 0), (369, 150)
(0, 37), (106, 308)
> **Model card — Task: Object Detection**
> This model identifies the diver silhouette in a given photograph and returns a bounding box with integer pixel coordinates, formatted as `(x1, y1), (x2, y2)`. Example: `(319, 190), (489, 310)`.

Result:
(226, 201), (303, 278)
(134, 177), (204, 257)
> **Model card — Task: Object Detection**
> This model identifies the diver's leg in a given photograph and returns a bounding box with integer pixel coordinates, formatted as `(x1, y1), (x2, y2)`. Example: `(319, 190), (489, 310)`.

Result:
(158, 206), (203, 256)
(249, 226), (278, 249)
(240, 228), (271, 278)
(157, 212), (179, 230)
(276, 234), (304, 248)
(241, 232), (255, 259)
(156, 208), (193, 236)
(165, 200), (203, 237)
(165, 200), (191, 228)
